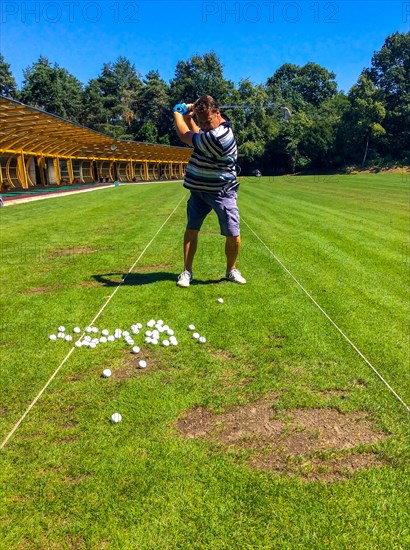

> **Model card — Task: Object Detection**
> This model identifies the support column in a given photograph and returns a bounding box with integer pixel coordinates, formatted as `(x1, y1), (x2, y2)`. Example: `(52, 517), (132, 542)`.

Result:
(67, 159), (74, 183)
(18, 153), (29, 189)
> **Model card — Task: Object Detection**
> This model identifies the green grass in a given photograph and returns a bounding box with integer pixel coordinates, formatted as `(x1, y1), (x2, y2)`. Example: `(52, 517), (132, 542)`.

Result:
(1, 174), (409, 549)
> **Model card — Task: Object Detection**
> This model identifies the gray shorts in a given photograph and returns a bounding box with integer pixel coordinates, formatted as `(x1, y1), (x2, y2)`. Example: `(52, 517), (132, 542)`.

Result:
(187, 188), (240, 237)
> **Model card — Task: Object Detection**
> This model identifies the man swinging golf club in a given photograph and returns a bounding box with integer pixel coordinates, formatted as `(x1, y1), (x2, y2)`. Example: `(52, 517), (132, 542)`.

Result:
(173, 95), (246, 287)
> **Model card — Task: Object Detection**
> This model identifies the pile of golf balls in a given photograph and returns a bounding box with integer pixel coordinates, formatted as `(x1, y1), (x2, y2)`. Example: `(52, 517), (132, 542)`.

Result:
(48, 305), (222, 426)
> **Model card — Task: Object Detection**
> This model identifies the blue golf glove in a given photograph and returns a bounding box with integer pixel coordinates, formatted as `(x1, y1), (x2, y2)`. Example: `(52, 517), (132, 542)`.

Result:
(173, 103), (188, 115)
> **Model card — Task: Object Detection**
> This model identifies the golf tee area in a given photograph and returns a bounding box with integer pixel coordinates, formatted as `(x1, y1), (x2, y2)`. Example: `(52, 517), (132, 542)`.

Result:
(0, 173), (409, 548)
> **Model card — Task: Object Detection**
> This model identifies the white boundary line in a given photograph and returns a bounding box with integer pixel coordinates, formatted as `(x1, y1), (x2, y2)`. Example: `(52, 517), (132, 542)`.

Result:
(3, 180), (184, 206)
(242, 217), (410, 414)
(0, 193), (187, 450)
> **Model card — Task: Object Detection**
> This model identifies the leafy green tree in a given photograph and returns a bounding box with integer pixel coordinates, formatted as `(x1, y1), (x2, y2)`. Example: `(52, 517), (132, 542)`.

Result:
(364, 32), (410, 159)
(295, 63), (338, 107)
(0, 54), (18, 98)
(83, 79), (109, 128)
(20, 56), (84, 121)
(83, 56), (142, 138)
(133, 70), (170, 143)
(301, 93), (350, 167)
(227, 80), (279, 169)
(170, 51), (234, 106)
(344, 75), (386, 166)
(136, 120), (158, 143)
(266, 62), (337, 109)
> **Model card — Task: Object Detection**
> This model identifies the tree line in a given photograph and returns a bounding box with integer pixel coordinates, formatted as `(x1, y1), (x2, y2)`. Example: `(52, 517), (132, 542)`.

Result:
(0, 31), (408, 174)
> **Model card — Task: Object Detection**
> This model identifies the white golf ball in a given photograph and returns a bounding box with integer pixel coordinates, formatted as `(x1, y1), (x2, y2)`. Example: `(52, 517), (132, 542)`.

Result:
(131, 327), (139, 335)
(167, 329), (174, 336)
(91, 327), (98, 333)
(188, 324), (196, 331)
(136, 323), (143, 329)
(85, 327), (92, 333)
(57, 332), (65, 339)
(138, 360), (147, 369)
(152, 330), (160, 338)
(65, 334), (73, 342)
(89, 342), (96, 349)
(147, 320), (156, 328)
(114, 329), (122, 339)
(111, 412), (122, 423)
(122, 331), (130, 337)
(192, 332), (200, 339)
(107, 335), (115, 342)
(91, 338), (99, 344)
(151, 339), (159, 345)
(73, 327), (81, 333)
(101, 329), (109, 336)
(162, 324), (169, 331)
(217, 298), (224, 303)
(99, 336), (107, 343)
(156, 319), (164, 326)
(49, 334), (57, 341)
(131, 346), (140, 354)
(126, 339), (134, 345)
(145, 330), (152, 337)
(162, 340), (170, 347)
(58, 326), (65, 333)
(199, 336), (206, 344)
(84, 335), (92, 342)
(145, 337), (152, 344)
(75, 340), (83, 348)
(169, 335), (177, 343)
(102, 369), (112, 378)
(170, 339), (178, 346)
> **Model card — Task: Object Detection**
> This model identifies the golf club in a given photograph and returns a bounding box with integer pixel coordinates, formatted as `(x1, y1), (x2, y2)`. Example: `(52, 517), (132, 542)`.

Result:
(220, 104), (292, 121)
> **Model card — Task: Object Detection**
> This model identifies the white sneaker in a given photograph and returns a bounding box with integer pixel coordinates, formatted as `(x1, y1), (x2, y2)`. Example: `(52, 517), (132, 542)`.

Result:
(177, 270), (192, 287)
(226, 268), (246, 284)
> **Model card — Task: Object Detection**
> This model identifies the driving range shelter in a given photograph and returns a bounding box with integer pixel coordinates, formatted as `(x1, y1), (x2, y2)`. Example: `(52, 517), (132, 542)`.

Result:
(0, 96), (192, 192)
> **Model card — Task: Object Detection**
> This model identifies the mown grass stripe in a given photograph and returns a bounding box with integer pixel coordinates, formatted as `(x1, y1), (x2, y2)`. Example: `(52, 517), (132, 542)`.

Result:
(0, 193), (187, 451)
(242, 216), (410, 414)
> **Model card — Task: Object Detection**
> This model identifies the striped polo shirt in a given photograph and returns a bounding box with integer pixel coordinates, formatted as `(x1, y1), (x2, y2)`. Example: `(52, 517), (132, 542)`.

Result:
(184, 116), (238, 193)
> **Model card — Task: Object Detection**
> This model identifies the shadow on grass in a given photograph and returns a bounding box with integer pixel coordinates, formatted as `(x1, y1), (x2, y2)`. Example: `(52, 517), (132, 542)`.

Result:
(92, 272), (226, 287)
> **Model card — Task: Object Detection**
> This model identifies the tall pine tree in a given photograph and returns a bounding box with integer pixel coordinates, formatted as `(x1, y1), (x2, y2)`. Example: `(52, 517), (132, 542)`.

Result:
(0, 54), (18, 98)
(20, 56), (84, 122)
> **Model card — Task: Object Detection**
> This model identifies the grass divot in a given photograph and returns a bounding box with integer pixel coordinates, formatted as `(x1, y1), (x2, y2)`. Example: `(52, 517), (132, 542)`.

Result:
(176, 396), (389, 481)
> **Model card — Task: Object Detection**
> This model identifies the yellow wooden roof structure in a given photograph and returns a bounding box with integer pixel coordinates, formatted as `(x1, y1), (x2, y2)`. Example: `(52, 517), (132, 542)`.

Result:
(0, 96), (192, 163)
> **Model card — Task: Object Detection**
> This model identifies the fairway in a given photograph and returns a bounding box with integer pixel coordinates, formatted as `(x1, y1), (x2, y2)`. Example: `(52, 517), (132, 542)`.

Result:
(1, 174), (409, 548)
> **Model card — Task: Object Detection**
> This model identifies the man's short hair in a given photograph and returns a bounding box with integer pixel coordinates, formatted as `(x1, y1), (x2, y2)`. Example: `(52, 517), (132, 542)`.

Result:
(193, 95), (219, 115)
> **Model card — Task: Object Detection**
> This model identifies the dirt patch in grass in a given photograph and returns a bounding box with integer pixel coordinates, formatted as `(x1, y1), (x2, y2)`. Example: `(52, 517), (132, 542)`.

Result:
(176, 397), (389, 481)
(77, 280), (101, 288)
(211, 349), (238, 361)
(22, 285), (63, 295)
(269, 334), (287, 342)
(112, 346), (177, 379)
(48, 246), (103, 257)
(290, 367), (305, 376)
(54, 435), (80, 445)
(60, 472), (92, 485)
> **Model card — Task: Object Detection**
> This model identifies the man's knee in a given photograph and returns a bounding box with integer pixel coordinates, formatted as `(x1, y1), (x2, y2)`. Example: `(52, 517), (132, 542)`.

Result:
(185, 228), (199, 241)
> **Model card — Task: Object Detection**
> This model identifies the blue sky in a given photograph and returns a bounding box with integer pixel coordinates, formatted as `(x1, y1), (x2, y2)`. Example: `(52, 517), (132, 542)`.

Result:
(1, 0), (409, 94)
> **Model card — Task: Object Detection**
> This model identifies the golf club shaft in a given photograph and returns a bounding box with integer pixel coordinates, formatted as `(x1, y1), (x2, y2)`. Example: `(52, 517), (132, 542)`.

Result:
(220, 104), (287, 109)
(220, 104), (291, 120)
